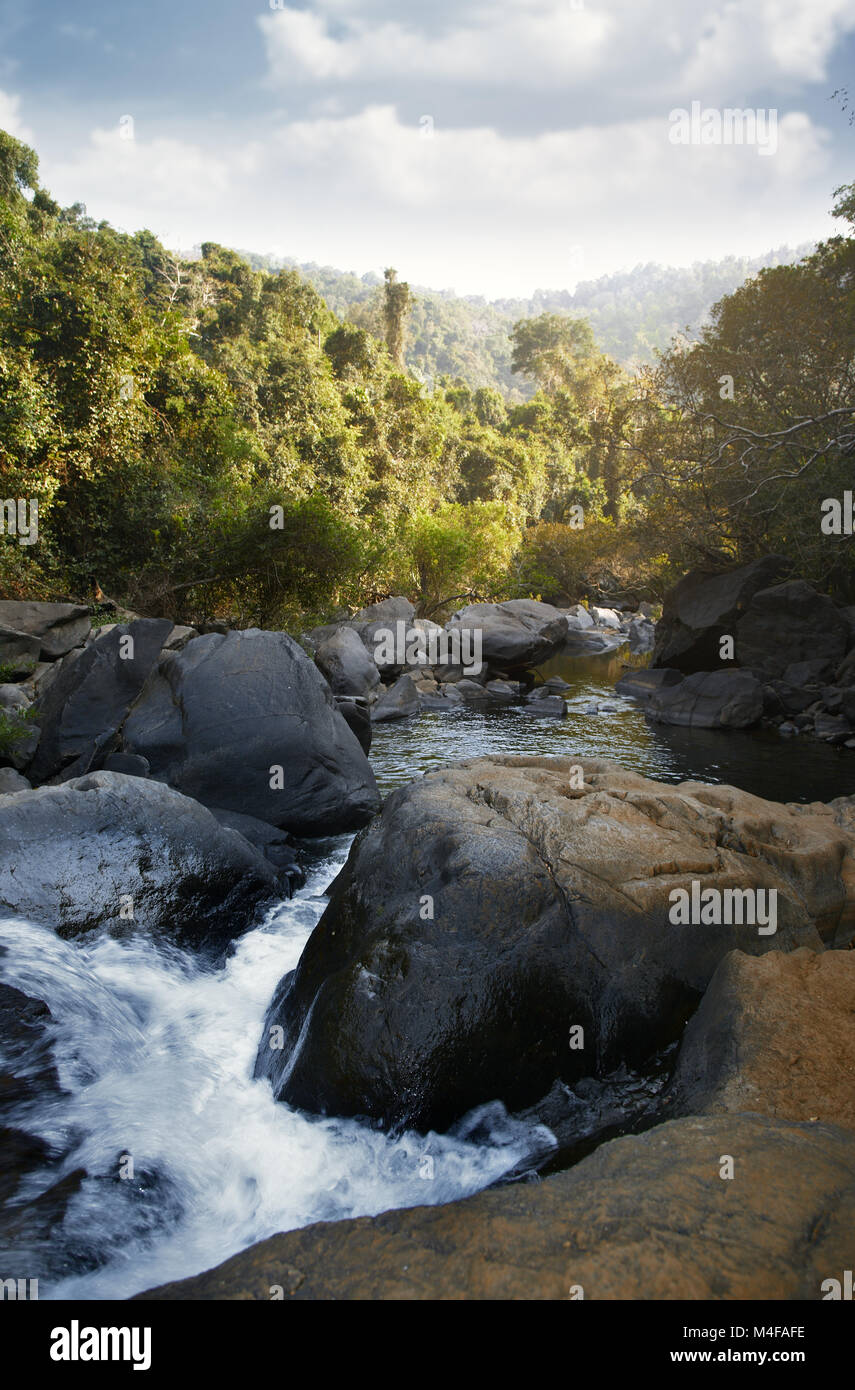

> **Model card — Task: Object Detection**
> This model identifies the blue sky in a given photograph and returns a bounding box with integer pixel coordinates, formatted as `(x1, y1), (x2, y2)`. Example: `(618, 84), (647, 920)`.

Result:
(1, 0), (854, 296)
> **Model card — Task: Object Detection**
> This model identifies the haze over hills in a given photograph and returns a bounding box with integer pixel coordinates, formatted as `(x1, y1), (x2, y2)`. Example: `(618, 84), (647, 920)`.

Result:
(235, 244), (814, 400)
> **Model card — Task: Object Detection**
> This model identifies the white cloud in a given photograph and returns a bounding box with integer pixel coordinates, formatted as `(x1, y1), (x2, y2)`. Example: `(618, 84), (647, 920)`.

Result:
(259, 1), (613, 87)
(37, 103), (836, 298)
(0, 88), (33, 142)
(681, 0), (855, 89)
(259, 0), (855, 99)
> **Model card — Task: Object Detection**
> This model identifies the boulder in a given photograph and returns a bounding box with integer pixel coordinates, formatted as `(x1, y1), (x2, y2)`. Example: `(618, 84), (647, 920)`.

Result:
(162, 625), (198, 651)
(314, 627), (381, 697)
(736, 580), (849, 680)
(652, 555), (792, 673)
(100, 752), (150, 778)
(352, 597), (415, 626)
(0, 772), (282, 953)
(484, 680), (518, 702)
(446, 600), (567, 672)
(646, 669), (763, 729)
(28, 619), (174, 783)
(334, 697), (372, 755)
(589, 605), (621, 629)
(121, 629), (381, 835)
(137, 1114), (855, 1301)
(668, 948), (855, 1133)
(521, 695), (567, 717)
(614, 668), (683, 701)
(814, 712), (852, 745)
(0, 684), (29, 711)
(0, 625), (40, 676)
(0, 601), (91, 660)
(0, 769), (31, 794)
(370, 674), (421, 723)
(255, 757), (844, 1131)
(627, 617), (655, 655)
(208, 808), (304, 894)
(564, 604), (594, 630)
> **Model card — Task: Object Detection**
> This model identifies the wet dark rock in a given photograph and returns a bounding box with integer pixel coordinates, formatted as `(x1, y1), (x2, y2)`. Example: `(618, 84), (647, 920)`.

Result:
(736, 580), (849, 681)
(0, 772), (281, 953)
(28, 619), (174, 783)
(646, 669), (763, 729)
(255, 758), (840, 1131)
(121, 629), (380, 834)
(652, 555), (792, 674)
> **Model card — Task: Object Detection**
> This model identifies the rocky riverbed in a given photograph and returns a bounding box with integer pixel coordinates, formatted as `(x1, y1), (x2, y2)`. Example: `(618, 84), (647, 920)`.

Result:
(1, 576), (854, 1300)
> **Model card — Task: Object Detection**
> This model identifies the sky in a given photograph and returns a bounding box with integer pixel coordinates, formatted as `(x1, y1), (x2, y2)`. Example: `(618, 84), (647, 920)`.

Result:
(0, 0), (854, 298)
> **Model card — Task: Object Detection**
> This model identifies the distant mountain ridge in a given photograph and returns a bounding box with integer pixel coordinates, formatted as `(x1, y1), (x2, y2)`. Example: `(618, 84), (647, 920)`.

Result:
(234, 244), (815, 399)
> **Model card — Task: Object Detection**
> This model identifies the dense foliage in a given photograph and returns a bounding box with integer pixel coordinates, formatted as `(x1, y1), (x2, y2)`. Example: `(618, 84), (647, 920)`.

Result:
(1, 125), (852, 626)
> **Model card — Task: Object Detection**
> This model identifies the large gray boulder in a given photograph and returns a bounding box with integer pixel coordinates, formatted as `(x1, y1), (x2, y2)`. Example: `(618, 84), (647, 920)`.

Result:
(0, 601), (90, 660)
(121, 629), (380, 834)
(446, 599), (567, 671)
(0, 772), (281, 953)
(314, 627), (381, 697)
(255, 757), (847, 1131)
(28, 618), (174, 783)
(736, 580), (850, 680)
(646, 669), (763, 729)
(652, 555), (792, 673)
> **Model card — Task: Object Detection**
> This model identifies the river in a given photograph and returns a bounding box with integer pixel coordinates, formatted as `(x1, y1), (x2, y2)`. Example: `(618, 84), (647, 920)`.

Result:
(1, 649), (852, 1298)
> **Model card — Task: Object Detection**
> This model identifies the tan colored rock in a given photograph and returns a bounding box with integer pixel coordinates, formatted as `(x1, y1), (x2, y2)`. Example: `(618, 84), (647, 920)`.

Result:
(257, 756), (853, 1130)
(669, 947), (855, 1132)
(137, 1114), (855, 1301)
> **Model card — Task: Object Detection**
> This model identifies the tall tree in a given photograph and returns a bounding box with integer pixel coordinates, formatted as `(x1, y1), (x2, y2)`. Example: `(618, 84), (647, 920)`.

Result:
(382, 267), (413, 366)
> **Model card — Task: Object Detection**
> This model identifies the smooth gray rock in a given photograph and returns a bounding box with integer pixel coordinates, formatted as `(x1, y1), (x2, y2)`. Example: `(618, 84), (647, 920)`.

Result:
(162, 625), (198, 651)
(101, 752), (150, 777)
(0, 626), (40, 674)
(208, 807), (304, 893)
(28, 619), (174, 783)
(628, 617), (655, 654)
(589, 605), (621, 629)
(652, 556), (792, 673)
(334, 697), (372, 755)
(315, 627), (381, 697)
(647, 669), (763, 729)
(736, 581), (849, 681)
(370, 673), (421, 723)
(614, 668), (683, 701)
(0, 768), (31, 793)
(521, 696), (567, 717)
(121, 629), (380, 834)
(0, 772), (280, 954)
(0, 602), (90, 660)
(0, 684), (29, 711)
(446, 599), (567, 671)
(564, 603), (594, 630)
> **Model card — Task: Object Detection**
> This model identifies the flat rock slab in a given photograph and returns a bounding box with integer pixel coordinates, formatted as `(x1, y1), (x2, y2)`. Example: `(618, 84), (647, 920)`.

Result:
(136, 1114), (855, 1300)
(668, 947), (855, 1133)
(0, 602), (91, 660)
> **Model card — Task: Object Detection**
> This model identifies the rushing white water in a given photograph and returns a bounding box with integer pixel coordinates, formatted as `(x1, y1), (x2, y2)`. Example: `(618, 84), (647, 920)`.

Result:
(0, 841), (554, 1301)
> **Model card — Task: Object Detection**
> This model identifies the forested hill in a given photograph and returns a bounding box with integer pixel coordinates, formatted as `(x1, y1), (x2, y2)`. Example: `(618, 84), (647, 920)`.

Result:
(237, 246), (813, 398)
